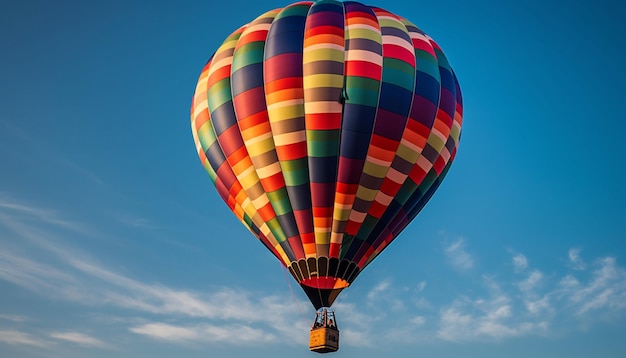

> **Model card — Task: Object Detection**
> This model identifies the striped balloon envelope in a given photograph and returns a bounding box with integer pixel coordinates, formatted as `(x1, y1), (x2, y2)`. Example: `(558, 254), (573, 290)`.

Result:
(190, 0), (462, 310)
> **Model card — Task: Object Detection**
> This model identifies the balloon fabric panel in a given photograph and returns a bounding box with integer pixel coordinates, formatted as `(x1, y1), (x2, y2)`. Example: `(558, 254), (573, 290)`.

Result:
(190, 0), (463, 309)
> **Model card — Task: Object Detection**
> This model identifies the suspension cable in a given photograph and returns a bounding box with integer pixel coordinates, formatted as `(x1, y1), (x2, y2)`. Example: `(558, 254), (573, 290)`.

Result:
(280, 263), (310, 325)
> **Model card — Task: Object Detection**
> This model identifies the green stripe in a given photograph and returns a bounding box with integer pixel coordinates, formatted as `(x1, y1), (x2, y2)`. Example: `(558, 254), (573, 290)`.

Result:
(281, 159), (310, 186)
(345, 77), (380, 106)
(267, 217), (286, 242)
(197, 123), (217, 150)
(307, 130), (340, 157)
(207, 79), (233, 110)
(232, 42), (265, 72)
(276, 2), (311, 19)
(415, 50), (440, 80)
(267, 189), (293, 216)
(382, 58), (415, 90)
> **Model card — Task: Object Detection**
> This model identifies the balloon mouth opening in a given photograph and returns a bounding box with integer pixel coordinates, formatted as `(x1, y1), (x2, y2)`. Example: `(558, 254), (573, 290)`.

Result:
(300, 277), (349, 309)
(300, 276), (350, 290)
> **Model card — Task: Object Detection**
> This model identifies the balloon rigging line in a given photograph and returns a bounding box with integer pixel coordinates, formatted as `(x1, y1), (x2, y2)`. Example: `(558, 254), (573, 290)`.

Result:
(280, 262), (309, 325)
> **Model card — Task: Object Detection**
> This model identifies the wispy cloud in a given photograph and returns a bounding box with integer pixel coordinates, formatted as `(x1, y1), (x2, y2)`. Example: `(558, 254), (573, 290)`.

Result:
(444, 238), (474, 270)
(437, 277), (548, 342)
(0, 330), (51, 348)
(568, 248), (587, 271)
(2, 198), (626, 349)
(0, 195), (86, 233)
(518, 270), (543, 292)
(558, 256), (626, 315)
(130, 322), (276, 344)
(0, 244), (310, 347)
(0, 314), (28, 323)
(513, 253), (528, 271)
(50, 332), (107, 348)
(0, 197), (312, 348)
(367, 279), (392, 301)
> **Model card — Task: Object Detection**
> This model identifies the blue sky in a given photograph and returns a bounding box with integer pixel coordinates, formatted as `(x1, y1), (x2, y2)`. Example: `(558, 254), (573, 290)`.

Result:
(1, 0), (625, 357)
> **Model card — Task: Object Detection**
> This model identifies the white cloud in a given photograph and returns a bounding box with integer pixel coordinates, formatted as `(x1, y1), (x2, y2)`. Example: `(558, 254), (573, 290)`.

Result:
(444, 238), (474, 270)
(0, 248), (80, 295)
(364, 279), (406, 311)
(410, 316), (426, 326)
(568, 248), (587, 271)
(513, 253), (528, 271)
(130, 323), (199, 341)
(50, 332), (107, 348)
(0, 314), (28, 323)
(561, 257), (626, 315)
(525, 296), (551, 315)
(518, 270), (543, 292)
(130, 322), (276, 345)
(367, 279), (391, 301)
(0, 196), (85, 233)
(0, 330), (51, 348)
(0, 196), (322, 349)
(2, 198), (626, 349)
(436, 279), (547, 342)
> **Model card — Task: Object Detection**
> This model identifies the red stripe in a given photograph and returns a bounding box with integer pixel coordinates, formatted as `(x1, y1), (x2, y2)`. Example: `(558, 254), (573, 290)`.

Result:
(346, 60), (382, 80)
(264, 53), (303, 82)
(368, 201), (387, 219)
(329, 242), (341, 259)
(383, 44), (416, 67)
(345, 220), (361, 236)
(293, 210), (315, 241)
(287, 236), (305, 259)
(265, 76), (303, 93)
(275, 142), (307, 160)
(305, 24), (344, 38)
(261, 172), (286, 192)
(227, 146), (250, 170)
(238, 111), (270, 134)
(300, 276), (343, 289)
(433, 156), (446, 175)
(233, 87), (267, 120)
(408, 165), (428, 185)
(412, 39), (436, 57)
(306, 113), (341, 130)
(238, 30), (269, 46)
(218, 125), (245, 156)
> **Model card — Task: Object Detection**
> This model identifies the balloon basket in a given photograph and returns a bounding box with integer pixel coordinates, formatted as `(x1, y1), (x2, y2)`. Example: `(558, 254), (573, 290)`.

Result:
(309, 308), (339, 353)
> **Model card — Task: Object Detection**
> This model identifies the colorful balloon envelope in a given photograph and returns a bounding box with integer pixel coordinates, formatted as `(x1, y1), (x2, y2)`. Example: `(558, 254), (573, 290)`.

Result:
(190, 0), (462, 310)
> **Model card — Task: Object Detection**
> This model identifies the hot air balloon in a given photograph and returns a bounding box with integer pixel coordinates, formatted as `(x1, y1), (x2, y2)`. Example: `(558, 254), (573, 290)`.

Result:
(190, 0), (462, 352)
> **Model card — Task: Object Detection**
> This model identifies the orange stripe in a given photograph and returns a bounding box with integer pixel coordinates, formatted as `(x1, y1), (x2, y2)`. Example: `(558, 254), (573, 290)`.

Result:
(266, 88), (303, 104)
(433, 117), (452, 137)
(304, 33), (344, 47)
(265, 77), (303, 93)
(239, 110), (270, 133)
(346, 14), (378, 28)
(207, 65), (232, 86)
(368, 146), (395, 163)
(194, 111), (210, 130)
(257, 202), (276, 220)
(334, 191), (356, 206)
(227, 145), (249, 166)
(238, 30), (269, 45)
(402, 128), (428, 150)
(241, 122), (270, 140)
